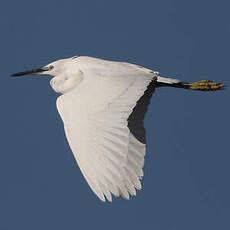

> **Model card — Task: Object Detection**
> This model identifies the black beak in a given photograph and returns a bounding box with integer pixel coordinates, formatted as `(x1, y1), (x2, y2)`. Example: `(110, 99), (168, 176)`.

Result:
(11, 66), (50, 77)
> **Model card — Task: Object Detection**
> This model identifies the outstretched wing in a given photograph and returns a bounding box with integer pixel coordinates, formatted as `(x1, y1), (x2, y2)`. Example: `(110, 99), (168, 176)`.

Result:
(56, 63), (156, 201)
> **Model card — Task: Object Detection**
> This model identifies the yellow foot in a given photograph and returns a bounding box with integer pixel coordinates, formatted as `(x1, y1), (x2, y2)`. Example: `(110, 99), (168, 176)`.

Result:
(187, 80), (224, 91)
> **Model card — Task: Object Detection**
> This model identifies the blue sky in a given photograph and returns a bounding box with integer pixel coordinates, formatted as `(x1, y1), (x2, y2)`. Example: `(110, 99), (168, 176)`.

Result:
(1, 0), (229, 229)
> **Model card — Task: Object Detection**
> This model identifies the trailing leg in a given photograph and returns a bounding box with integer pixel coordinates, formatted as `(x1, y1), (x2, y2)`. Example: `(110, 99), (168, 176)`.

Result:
(155, 77), (224, 91)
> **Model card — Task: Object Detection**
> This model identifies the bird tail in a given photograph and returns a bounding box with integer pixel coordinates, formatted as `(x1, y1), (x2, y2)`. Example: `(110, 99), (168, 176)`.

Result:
(156, 77), (224, 91)
(157, 76), (181, 84)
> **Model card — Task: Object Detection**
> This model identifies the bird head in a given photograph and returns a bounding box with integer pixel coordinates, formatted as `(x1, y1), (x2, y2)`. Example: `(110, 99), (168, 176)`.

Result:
(11, 58), (73, 77)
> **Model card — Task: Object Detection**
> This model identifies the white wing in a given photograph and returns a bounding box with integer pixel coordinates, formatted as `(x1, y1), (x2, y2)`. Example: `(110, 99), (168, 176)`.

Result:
(56, 61), (156, 201)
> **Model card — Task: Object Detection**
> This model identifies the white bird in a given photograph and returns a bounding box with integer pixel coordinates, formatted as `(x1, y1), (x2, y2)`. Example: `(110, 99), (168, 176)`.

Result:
(11, 56), (224, 202)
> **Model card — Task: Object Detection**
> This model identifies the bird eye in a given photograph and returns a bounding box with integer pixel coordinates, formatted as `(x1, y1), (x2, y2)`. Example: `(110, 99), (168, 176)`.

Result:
(49, 65), (54, 70)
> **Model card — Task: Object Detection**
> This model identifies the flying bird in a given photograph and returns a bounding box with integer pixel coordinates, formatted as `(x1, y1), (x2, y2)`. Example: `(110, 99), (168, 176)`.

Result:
(11, 56), (224, 202)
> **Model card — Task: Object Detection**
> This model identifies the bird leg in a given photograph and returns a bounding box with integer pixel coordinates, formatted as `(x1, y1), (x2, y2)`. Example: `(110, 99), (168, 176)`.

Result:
(182, 80), (224, 91)
(155, 80), (224, 91)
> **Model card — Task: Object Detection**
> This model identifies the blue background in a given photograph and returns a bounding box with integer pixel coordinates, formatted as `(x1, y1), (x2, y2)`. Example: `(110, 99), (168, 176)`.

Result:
(1, 0), (229, 229)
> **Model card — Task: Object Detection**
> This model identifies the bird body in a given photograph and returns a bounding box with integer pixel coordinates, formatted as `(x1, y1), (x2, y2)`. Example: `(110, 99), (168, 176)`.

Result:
(11, 56), (224, 202)
(48, 56), (159, 94)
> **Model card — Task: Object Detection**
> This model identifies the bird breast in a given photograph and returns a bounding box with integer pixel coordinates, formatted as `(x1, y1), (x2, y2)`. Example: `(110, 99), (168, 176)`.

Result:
(50, 71), (83, 94)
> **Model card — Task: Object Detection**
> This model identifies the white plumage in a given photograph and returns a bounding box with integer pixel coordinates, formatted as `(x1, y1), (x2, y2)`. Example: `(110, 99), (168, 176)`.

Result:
(12, 56), (224, 202)
(55, 57), (155, 201)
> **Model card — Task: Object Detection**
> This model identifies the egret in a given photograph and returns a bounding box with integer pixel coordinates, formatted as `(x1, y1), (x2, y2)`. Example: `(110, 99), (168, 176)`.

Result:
(11, 56), (224, 202)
